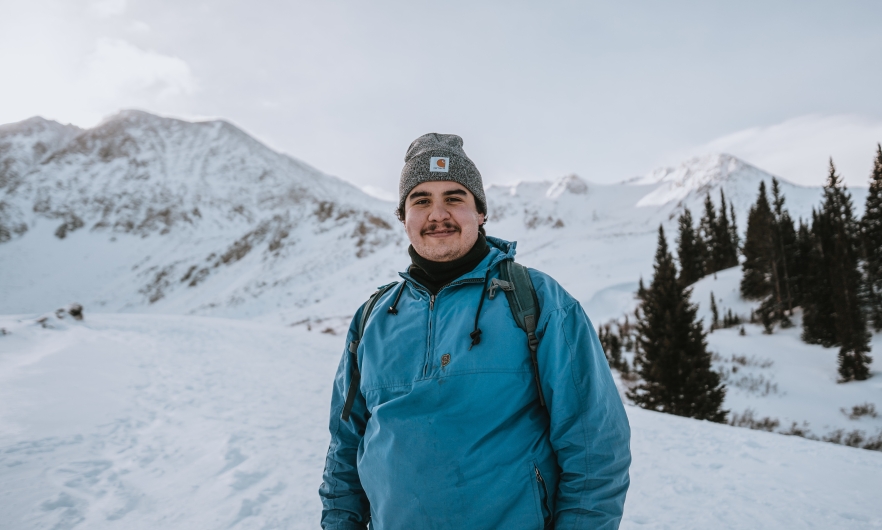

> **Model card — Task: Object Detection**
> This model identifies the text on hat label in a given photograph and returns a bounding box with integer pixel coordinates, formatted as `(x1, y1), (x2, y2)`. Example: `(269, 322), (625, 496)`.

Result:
(430, 157), (449, 173)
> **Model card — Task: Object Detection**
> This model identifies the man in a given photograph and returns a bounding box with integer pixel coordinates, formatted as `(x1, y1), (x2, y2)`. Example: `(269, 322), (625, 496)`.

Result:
(320, 133), (630, 529)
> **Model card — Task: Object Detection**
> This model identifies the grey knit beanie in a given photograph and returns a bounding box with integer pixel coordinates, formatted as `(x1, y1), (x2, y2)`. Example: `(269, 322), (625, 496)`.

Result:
(399, 133), (486, 214)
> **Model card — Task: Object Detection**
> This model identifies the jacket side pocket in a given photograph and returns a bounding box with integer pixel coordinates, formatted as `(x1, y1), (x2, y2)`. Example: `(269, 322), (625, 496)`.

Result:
(530, 461), (552, 529)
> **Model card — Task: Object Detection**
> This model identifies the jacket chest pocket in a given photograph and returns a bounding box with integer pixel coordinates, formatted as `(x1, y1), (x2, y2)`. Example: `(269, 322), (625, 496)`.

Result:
(434, 300), (533, 375)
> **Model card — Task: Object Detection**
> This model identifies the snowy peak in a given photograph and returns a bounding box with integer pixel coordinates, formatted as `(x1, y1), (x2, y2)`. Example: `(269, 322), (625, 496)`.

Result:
(546, 174), (589, 199)
(0, 117), (82, 189)
(1, 110), (389, 240)
(633, 153), (747, 186)
(0, 116), (82, 142)
(632, 154), (777, 207)
(623, 152), (842, 228)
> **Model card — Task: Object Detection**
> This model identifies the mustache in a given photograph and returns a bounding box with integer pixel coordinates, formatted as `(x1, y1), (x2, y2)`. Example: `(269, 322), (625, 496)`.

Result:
(421, 222), (460, 235)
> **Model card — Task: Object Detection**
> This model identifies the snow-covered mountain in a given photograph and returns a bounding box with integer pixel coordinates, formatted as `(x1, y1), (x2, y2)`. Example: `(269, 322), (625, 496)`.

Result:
(0, 111), (867, 326)
(485, 153), (865, 323)
(0, 111), (402, 321)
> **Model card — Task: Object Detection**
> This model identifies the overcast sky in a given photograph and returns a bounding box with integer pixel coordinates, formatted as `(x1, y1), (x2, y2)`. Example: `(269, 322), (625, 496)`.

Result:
(2, 0), (881, 197)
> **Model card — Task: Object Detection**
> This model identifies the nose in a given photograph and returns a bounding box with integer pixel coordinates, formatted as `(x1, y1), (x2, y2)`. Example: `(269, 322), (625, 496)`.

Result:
(427, 199), (451, 222)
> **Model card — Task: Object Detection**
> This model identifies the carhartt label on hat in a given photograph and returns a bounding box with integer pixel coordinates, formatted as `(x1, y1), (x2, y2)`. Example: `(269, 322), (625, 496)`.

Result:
(430, 157), (449, 173)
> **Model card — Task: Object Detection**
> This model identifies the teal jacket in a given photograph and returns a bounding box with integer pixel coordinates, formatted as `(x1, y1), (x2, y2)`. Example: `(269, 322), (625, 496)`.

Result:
(320, 237), (630, 529)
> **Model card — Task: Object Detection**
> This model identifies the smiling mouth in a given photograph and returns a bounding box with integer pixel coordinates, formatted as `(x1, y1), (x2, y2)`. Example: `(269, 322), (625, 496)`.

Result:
(424, 228), (458, 237)
(422, 224), (459, 237)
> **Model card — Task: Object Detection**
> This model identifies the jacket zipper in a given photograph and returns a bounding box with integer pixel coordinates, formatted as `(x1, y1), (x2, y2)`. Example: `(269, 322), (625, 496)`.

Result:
(424, 294), (435, 376)
(417, 277), (483, 377)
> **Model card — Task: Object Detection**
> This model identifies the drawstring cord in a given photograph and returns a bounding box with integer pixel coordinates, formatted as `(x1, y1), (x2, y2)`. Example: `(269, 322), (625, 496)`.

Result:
(469, 269), (492, 350)
(385, 274), (491, 347)
(387, 282), (405, 314)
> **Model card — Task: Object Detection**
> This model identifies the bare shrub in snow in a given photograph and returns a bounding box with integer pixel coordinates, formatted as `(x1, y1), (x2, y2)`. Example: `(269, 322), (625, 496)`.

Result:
(782, 422), (817, 440)
(729, 409), (780, 432)
(840, 402), (878, 420)
(823, 429), (866, 447)
(68, 303), (83, 320)
(726, 353), (774, 368)
(712, 352), (778, 395)
(863, 431), (882, 451)
(728, 373), (779, 396)
(778, 422), (882, 453)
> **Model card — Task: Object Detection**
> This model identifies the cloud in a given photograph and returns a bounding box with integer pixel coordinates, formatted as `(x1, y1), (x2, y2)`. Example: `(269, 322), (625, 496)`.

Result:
(681, 115), (882, 187)
(87, 0), (127, 18)
(0, 1), (198, 128)
(79, 38), (198, 100)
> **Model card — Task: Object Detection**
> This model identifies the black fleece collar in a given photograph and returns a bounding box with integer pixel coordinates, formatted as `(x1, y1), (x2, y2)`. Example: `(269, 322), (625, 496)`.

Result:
(407, 233), (490, 295)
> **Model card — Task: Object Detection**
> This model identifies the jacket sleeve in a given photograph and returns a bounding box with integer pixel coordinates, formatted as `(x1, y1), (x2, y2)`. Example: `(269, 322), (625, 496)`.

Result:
(538, 301), (631, 530)
(319, 309), (371, 529)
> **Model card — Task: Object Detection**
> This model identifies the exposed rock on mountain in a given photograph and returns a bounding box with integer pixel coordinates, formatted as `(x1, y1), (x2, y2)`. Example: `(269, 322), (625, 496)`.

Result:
(0, 117), (82, 241)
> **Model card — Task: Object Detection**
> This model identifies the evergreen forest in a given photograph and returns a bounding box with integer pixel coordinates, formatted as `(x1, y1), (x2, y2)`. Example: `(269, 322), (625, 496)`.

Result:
(601, 145), (882, 425)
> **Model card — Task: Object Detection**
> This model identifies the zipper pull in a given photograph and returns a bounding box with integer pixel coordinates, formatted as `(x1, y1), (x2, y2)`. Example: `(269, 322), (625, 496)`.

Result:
(535, 466), (544, 483)
(430, 295), (435, 310)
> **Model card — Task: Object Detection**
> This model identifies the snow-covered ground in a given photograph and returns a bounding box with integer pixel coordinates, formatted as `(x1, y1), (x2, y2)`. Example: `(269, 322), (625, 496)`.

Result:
(1, 312), (881, 529)
(692, 267), (882, 440)
(0, 313), (335, 529)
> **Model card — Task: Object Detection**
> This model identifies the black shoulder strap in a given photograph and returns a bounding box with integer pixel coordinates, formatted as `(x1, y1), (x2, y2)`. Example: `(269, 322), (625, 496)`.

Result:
(341, 281), (399, 421)
(498, 260), (545, 407)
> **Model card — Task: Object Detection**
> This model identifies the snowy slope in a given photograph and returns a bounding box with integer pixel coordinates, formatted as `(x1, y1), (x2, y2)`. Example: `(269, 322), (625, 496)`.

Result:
(689, 267), (882, 441)
(0, 111), (403, 322)
(0, 313), (880, 530)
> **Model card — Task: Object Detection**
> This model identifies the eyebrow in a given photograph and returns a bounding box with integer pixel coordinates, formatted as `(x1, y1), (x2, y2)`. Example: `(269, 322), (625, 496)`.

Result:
(407, 188), (468, 201)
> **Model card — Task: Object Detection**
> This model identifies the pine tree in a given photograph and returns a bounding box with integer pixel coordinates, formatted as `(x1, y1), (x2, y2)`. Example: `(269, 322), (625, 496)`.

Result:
(771, 178), (797, 315)
(729, 201), (740, 254)
(804, 160), (872, 381)
(802, 208), (839, 347)
(599, 324), (623, 370)
(628, 226), (727, 422)
(676, 208), (704, 287)
(713, 190), (738, 270)
(741, 181), (775, 300)
(862, 143), (882, 331)
(698, 193), (718, 273)
(710, 292), (719, 331)
(790, 219), (813, 308)
(740, 179), (796, 327)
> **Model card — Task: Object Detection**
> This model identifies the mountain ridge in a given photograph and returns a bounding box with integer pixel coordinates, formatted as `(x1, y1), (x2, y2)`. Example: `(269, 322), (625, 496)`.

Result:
(0, 111), (867, 324)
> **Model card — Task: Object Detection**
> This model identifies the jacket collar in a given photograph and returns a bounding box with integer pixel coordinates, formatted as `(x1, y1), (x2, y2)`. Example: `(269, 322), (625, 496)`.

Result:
(399, 236), (517, 287)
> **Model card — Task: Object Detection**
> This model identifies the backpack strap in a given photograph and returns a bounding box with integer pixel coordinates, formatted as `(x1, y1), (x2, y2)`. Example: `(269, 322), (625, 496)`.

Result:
(341, 281), (399, 421)
(498, 260), (546, 407)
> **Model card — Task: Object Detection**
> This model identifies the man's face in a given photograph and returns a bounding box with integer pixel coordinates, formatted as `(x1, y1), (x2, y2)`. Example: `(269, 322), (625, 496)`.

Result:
(404, 181), (485, 262)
